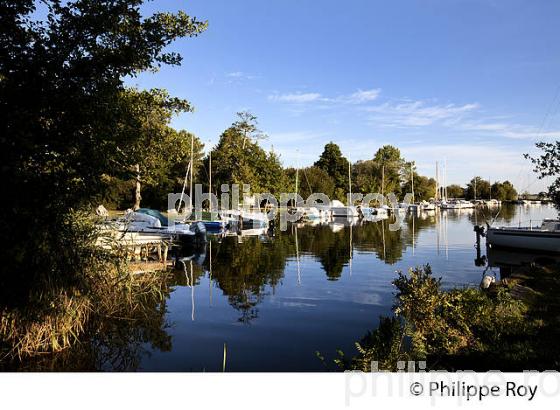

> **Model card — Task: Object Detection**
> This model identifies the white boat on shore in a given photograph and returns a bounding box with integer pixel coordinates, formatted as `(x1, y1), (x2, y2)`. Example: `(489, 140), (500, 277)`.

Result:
(486, 219), (560, 253)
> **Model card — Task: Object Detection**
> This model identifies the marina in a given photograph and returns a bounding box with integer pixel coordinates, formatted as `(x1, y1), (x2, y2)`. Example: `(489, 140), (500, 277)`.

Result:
(86, 202), (558, 371)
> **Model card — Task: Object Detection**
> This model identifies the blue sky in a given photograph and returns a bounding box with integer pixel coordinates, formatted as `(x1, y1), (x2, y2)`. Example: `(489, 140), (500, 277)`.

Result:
(129, 0), (560, 192)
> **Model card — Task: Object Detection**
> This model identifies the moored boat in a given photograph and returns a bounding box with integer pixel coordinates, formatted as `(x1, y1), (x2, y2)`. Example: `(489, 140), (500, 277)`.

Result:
(122, 208), (207, 244)
(486, 219), (560, 253)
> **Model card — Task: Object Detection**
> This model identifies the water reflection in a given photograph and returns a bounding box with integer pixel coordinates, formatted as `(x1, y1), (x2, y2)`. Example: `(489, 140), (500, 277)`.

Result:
(170, 204), (558, 326)
(15, 204), (557, 371)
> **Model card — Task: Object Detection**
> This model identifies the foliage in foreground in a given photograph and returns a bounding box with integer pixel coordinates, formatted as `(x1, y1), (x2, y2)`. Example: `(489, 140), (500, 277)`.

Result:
(0, 0), (204, 361)
(328, 265), (556, 372)
(0, 212), (171, 366)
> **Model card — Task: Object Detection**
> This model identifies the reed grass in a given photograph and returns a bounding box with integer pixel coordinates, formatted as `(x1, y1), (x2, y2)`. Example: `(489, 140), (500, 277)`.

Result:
(0, 210), (171, 364)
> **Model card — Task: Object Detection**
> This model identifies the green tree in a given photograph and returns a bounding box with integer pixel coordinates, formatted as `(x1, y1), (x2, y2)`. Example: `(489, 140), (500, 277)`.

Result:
(0, 0), (206, 307)
(402, 173), (436, 201)
(112, 88), (204, 209)
(373, 145), (406, 196)
(352, 160), (380, 194)
(286, 166), (336, 198)
(233, 111), (268, 149)
(446, 184), (465, 199)
(314, 142), (350, 201)
(490, 181), (518, 201)
(465, 177), (490, 200)
(209, 114), (285, 199)
(141, 129), (205, 209)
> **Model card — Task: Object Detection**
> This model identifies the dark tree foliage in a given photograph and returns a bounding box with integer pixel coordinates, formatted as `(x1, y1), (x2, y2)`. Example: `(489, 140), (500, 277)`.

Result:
(314, 142), (350, 201)
(209, 114), (286, 196)
(0, 0), (206, 306)
(465, 177), (491, 200)
(445, 184), (465, 199)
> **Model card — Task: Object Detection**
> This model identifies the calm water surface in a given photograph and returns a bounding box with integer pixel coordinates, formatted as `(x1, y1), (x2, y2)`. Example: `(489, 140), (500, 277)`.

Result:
(132, 204), (557, 371)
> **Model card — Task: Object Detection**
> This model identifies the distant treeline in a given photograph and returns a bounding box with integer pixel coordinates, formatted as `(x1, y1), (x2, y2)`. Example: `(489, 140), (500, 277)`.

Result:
(102, 111), (519, 209)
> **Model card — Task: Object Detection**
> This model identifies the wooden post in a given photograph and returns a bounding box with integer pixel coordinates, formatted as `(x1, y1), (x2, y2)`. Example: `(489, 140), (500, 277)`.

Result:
(134, 163), (141, 210)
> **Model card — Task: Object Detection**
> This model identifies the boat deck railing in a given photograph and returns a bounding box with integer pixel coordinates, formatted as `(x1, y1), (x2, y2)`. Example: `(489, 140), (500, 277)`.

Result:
(494, 219), (555, 230)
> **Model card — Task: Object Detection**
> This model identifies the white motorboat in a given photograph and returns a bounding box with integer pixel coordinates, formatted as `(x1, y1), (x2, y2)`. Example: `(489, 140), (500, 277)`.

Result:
(459, 200), (475, 209)
(221, 209), (269, 229)
(298, 206), (329, 221)
(440, 200), (462, 209)
(328, 200), (359, 218)
(486, 219), (560, 253)
(421, 201), (437, 211)
(356, 205), (388, 219)
(120, 208), (207, 243)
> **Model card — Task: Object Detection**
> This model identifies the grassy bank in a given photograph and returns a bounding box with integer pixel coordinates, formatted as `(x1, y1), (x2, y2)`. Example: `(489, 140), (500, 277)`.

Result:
(0, 212), (172, 370)
(327, 263), (560, 372)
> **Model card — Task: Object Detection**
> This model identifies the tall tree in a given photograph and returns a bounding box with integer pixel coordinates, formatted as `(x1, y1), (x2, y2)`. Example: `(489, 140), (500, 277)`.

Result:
(372, 145), (407, 196)
(233, 111), (268, 149)
(490, 181), (518, 201)
(0, 0), (206, 305)
(446, 184), (465, 199)
(402, 173), (436, 201)
(352, 160), (380, 194)
(314, 142), (350, 201)
(465, 177), (491, 200)
(113, 88), (203, 209)
(286, 166), (336, 199)
(209, 114), (284, 200)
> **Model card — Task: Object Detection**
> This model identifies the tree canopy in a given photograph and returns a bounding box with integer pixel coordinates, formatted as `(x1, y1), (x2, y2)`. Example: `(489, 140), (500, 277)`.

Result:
(0, 0), (207, 305)
(465, 177), (491, 200)
(209, 114), (286, 198)
(314, 142), (350, 201)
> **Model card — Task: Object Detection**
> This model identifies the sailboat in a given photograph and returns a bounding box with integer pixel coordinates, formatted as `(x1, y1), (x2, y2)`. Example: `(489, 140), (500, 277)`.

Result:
(293, 153), (327, 222)
(331, 160), (359, 218)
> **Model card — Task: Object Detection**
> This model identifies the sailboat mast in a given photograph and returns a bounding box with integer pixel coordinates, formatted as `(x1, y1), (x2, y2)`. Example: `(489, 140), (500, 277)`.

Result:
(444, 158), (448, 201)
(474, 178), (477, 201)
(348, 159), (352, 206)
(381, 164), (385, 197)
(209, 147), (212, 208)
(411, 162), (415, 203)
(189, 133), (194, 210)
(295, 149), (299, 206)
(435, 161), (439, 201)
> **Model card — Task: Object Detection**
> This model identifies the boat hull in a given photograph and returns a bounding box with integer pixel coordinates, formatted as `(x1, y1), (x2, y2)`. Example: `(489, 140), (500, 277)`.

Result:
(487, 228), (560, 253)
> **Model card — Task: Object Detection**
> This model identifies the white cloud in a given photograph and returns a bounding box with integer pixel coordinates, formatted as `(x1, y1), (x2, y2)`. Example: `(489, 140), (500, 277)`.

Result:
(458, 121), (560, 140)
(345, 88), (381, 103)
(268, 92), (323, 103)
(225, 71), (257, 80)
(268, 88), (381, 106)
(366, 100), (479, 127)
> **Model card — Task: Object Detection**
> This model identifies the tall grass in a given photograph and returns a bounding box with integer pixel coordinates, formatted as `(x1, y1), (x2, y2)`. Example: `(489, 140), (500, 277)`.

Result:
(0, 210), (171, 367)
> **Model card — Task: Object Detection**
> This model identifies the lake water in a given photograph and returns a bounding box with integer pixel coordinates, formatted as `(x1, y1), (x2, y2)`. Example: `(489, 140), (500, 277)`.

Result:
(116, 204), (559, 371)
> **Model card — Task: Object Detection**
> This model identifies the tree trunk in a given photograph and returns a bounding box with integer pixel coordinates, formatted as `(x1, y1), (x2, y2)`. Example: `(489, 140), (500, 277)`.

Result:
(134, 163), (141, 210)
